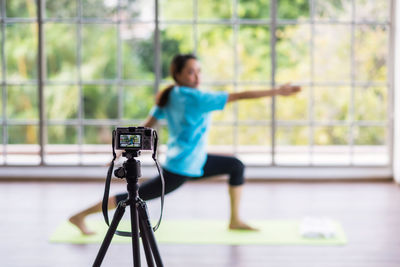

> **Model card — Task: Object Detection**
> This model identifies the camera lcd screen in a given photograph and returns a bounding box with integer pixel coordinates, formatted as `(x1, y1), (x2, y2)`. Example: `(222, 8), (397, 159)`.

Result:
(119, 134), (141, 148)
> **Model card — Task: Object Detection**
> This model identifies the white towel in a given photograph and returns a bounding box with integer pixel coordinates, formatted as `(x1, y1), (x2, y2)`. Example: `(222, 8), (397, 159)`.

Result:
(299, 217), (337, 238)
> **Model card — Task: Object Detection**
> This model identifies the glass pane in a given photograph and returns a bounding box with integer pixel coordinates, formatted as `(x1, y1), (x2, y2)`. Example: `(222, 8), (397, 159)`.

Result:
(122, 23), (155, 80)
(160, 0), (193, 20)
(313, 126), (350, 165)
(45, 149), (80, 165)
(83, 85), (118, 119)
(82, 125), (113, 165)
(354, 126), (385, 145)
(82, 0), (117, 18)
(314, 0), (352, 21)
(123, 86), (154, 120)
(353, 131), (388, 166)
(84, 125), (114, 144)
(277, 126), (309, 146)
(276, 126), (310, 165)
(82, 24), (117, 80)
(45, 0), (77, 18)
(238, 25), (270, 82)
(276, 86), (308, 121)
(197, 25), (233, 82)
(238, 125), (270, 146)
(45, 125), (79, 165)
(47, 125), (77, 144)
(314, 126), (348, 145)
(7, 85), (38, 119)
(8, 125), (38, 144)
(198, 0), (232, 19)
(158, 125), (169, 145)
(45, 86), (79, 120)
(238, 125), (271, 165)
(354, 86), (387, 121)
(353, 146), (388, 165)
(239, 0), (270, 19)
(6, 24), (37, 81)
(314, 86), (350, 122)
(237, 86), (271, 122)
(160, 25), (194, 79)
(278, 0), (310, 20)
(45, 24), (77, 81)
(7, 125), (40, 165)
(354, 25), (388, 82)
(312, 147), (350, 165)
(122, 0), (155, 21)
(314, 25), (351, 83)
(6, 0), (36, 18)
(276, 24), (310, 83)
(81, 152), (111, 165)
(355, 0), (390, 22)
(208, 125), (234, 148)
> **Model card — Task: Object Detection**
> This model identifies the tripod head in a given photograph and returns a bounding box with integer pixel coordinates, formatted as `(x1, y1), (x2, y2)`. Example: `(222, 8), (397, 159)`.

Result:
(122, 150), (141, 159)
(114, 151), (142, 180)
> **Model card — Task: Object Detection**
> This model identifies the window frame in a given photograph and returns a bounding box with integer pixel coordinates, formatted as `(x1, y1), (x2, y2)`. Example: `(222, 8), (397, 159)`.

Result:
(0, 0), (394, 168)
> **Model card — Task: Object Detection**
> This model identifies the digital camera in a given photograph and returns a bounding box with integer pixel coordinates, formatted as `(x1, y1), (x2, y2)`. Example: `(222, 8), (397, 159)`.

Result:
(115, 127), (155, 151)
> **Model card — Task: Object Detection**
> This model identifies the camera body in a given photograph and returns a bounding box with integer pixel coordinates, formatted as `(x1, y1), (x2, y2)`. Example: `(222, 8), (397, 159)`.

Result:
(115, 127), (154, 151)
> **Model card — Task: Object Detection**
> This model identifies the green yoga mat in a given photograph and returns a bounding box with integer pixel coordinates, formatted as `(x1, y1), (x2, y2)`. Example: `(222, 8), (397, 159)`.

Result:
(50, 219), (347, 245)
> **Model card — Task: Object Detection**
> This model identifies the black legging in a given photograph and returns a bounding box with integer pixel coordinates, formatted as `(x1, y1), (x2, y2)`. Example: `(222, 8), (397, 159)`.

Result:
(115, 154), (245, 203)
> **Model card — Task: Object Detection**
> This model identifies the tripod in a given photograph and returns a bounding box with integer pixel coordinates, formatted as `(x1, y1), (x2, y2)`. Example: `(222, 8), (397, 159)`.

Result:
(93, 151), (164, 267)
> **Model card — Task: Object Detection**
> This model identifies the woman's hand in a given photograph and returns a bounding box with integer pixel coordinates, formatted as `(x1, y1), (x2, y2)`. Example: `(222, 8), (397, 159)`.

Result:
(276, 83), (301, 96)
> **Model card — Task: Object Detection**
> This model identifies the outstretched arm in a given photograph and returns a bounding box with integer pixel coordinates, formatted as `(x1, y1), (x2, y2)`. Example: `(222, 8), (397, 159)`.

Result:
(227, 83), (301, 103)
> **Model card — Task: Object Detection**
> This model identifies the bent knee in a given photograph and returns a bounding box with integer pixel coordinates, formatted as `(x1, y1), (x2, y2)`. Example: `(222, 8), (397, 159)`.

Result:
(229, 158), (245, 186)
(231, 158), (245, 173)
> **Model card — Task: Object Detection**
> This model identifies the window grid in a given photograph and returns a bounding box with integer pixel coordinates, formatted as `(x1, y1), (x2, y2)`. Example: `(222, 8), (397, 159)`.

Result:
(0, 0), (393, 167)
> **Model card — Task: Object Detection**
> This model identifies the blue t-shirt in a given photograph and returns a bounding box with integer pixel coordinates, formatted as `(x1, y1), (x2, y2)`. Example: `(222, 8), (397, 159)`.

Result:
(150, 86), (228, 177)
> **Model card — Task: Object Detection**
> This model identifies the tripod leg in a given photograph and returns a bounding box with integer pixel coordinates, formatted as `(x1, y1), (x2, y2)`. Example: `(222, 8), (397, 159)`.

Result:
(139, 218), (155, 267)
(93, 202), (126, 267)
(129, 202), (141, 267)
(137, 200), (164, 267)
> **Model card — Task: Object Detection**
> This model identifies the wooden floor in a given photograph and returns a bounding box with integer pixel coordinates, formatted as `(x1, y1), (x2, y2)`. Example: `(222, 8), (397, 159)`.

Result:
(1, 179), (400, 267)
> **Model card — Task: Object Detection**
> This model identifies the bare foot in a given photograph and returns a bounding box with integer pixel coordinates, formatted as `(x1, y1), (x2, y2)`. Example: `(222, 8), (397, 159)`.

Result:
(69, 215), (96, 235)
(229, 220), (259, 231)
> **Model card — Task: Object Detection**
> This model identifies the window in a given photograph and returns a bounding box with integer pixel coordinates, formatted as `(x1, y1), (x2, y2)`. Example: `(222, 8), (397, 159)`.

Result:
(0, 0), (393, 167)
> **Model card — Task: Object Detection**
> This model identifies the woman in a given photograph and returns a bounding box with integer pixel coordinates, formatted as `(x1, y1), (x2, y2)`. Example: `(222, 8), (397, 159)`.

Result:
(70, 54), (301, 235)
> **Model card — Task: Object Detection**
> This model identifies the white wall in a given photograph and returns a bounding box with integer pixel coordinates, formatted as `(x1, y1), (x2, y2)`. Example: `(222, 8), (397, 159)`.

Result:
(394, 0), (400, 184)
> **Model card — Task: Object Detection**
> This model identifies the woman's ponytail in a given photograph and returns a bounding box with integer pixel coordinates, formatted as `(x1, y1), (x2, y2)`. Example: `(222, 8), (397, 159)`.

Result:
(156, 85), (174, 107)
